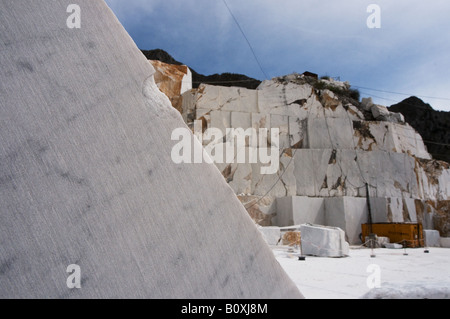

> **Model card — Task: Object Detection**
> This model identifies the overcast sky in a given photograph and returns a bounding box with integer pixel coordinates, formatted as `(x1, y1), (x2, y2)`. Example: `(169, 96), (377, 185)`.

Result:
(105, 0), (450, 111)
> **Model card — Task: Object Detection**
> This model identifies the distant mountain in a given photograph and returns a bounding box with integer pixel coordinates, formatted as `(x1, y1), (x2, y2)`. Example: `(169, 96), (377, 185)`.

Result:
(141, 49), (183, 66)
(141, 49), (261, 90)
(389, 97), (450, 163)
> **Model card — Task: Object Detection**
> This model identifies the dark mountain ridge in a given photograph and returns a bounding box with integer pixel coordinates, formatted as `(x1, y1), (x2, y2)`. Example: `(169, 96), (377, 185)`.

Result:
(141, 49), (261, 90)
(389, 96), (450, 163)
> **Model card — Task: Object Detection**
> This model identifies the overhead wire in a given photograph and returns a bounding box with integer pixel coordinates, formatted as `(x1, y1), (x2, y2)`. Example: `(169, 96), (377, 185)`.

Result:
(215, 0), (300, 211)
(352, 85), (450, 101)
(358, 90), (449, 112)
(221, 0), (269, 80)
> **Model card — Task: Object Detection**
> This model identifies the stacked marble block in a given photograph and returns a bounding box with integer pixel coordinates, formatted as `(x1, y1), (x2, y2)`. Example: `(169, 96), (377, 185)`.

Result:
(182, 77), (450, 240)
(183, 81), (304, 225)
(276, 196), (433, 245)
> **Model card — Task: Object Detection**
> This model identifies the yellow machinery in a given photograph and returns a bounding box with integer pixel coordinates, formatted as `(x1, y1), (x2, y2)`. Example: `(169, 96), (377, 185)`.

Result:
(362, 223), (424, 248)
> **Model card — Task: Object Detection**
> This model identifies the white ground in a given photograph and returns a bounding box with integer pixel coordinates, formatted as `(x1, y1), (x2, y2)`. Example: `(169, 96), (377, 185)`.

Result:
(273, 246), (450, 299)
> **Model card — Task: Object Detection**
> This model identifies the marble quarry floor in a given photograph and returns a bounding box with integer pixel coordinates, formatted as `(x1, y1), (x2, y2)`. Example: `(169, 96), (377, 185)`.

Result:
(273, 246), (450, 299)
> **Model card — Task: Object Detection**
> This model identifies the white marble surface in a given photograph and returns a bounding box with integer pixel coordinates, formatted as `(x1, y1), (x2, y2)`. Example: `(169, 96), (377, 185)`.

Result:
(0, 0), (303, 299)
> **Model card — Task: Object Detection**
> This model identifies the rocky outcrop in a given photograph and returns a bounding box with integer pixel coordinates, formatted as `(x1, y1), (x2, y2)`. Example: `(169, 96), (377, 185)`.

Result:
(389, 97), (450, 163)
(149, 60), (192, 113)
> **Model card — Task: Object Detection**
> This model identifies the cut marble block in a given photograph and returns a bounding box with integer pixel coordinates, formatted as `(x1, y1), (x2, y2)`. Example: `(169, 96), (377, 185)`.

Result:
(370, 197), (391, 223)
(365, 196), (418, 225)
(251, 113), (270, 130)
(414, 200), (436, 230)
(325, 197), (368, 245)
(275, 196), (369, 245)
(210, 110), (231, 136)
(238, 195), (278, 226)
(440, 237), (450, 248)
(272, 114), (289, 135)
(271, 114), (290, 149)
(220, 86), (259, 113)
(227, 163), (252, 195)
(403, 198), (418, 222)
(354, 121), (431, 160)
(280, 153), (297, 196)
(257, 81), (313, 117)
(294, 149), (333, 197)
(193, 84), (260, 113)
(292, 148), (442, 200)
(424, 230), (441, 247)
(258, 227), (281, 246)
(389, 124), (430, 159)
(307, 118), (354, 150)
(300, 224), (349, 257)
(251, 113), (271, 147)
(0, 0), (303, 299)
(387, 198), (407, 223)
(289, 117), (307, 148)
(415, 161), (450, 201)
(276, 197), (325, 227)
(231, 112), (251, 130)
(251, 152), (291, 198)
(196, 84), (221, 111)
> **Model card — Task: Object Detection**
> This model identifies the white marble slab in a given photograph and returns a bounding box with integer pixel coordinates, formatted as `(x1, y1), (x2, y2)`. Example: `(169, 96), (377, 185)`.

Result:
(0, 0), (303, 299)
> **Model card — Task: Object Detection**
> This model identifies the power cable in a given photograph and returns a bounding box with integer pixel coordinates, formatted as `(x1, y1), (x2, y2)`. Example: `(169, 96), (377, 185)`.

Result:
(222, 0), (269, 80)
(359, 90), (449, 112)
(353, 85), (450, 101)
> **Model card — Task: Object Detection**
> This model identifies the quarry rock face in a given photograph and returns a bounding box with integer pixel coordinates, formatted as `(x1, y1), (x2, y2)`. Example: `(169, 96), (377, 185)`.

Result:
(181, 73), (450, 243)
(150, 60), (192, 114)
(0, 0), (303, 299)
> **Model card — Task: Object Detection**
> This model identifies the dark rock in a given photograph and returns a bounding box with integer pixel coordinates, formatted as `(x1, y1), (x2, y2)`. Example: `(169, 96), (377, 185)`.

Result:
(141, 49), (261, 90)
(389, 97), (450, 163)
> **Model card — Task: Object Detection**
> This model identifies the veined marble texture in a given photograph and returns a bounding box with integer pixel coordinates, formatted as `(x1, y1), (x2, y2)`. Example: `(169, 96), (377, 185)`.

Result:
(0, 1), (303, 299)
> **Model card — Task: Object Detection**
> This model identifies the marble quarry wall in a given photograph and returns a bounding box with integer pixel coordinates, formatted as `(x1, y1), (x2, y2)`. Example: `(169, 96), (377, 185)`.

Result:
(0, 0), (303, 298)
(182, 74), (450, 242)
